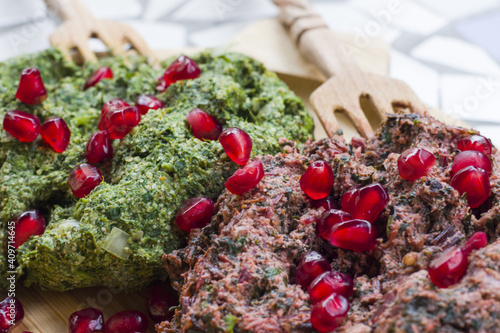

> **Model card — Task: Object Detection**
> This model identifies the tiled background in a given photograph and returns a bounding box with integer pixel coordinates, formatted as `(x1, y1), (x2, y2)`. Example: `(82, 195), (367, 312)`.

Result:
(0, 0), (499, 144)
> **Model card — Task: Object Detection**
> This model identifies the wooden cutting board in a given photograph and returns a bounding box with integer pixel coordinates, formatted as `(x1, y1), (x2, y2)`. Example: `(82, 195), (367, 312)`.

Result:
(3, 18), (467, 333)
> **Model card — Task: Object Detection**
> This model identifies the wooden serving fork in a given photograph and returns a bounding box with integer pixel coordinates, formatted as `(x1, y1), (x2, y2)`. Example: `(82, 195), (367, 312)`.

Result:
(43, 0), (151, 62)
(273, 0), (427, 139)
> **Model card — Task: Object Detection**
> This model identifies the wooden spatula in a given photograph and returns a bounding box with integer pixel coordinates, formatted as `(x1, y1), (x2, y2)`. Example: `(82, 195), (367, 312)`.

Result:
(273, 0), (427, 139)
(44, 0), (151, 62)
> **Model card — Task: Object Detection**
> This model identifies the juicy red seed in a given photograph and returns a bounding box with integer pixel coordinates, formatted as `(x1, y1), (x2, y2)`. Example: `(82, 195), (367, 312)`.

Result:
(0, 297), (24, 333)
(135, 94), (164, 115)
(294, 251), (330, 289)
(300, 160), (334, 200)
(16, 67), (47, 104)
(186, 108), (223, 141)
(308, 271), (354, 304)
(317, 209), (352, 239)
(69, 308), (104, 333)
(450, 166), (491, 208)
(225, 159), (264, 196)
(458, 135), (492, 156)
(311, 196), (340, 211)
(98, 98), (130, 131)
(105, 310), (148, 333)
(310, 293), (349, 333)
(463, 231), (488, 255)
(175, 197), (214, 232)
(40, 117), (71, 153)
(451, 151), (492, 176)
(428, 247), (468, 288)
(99, 106), (141, 140)
(68, 163), (103, 199)
(2, 110), (41, 142)
(146, 285), (179, 323)
(351, 137), (365, 150)
(12, 210), (46, 249)
(219, 127), (253, 165)
(329, 219), (377, 252)
(85, 131), (113, 164)
(398, 147), (436, 181)
(84, 66), (113, 90)
(161, 55), (201, 89)
(341, 183), (389, 223)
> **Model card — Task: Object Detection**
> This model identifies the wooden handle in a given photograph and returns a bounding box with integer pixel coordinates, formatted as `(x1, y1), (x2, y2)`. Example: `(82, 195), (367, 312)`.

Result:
(44, 0), (94, 22)
(273, 0), (360, 78)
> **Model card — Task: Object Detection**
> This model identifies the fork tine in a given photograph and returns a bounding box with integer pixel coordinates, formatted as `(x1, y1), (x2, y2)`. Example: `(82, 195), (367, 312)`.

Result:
(119, 23), (152, 56)
(76, 42), (97, 62)
(95, 22), (126, 56)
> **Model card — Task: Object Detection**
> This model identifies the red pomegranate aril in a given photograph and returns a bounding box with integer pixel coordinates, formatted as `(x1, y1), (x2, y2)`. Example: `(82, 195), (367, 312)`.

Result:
(12, 210), (46, 249)
(68, 163), (103, 199)
(84, 66), (113, 90)
(225, 159), (264, 195)
(398, 147), (436, 181)
(310, 293), (349, 333)
(458, 135), (492, 156)
(351, 136), (365, 150)
(294, 251), (330, 289)
(428, 247), (468, 288)
(309, 271), (354, 304)
(16, 67), (47, 104)
(162, 55), (201, 89)
(311, 196), (340, 211)
(135, 94), (164, 115)
(463, 231), (488, 255)
(105, 310), (148, 333)
(341, 183), (389, 223)
(2, 110), (40, 142)
(329, 219), (377, 252)
(300, 160), (334, 200)
(100, 106), (141, 140)
(0, 297), (24, 333)
(450, 166), (490, 208)
(451, 151), (492, 176)
(219, 127), (253, 165)
(40, 117), (71, 153)
(186, 108), (223, 141)
(69, 308), (104, 333)
(317, 209), (352, 239)
(98, 98), (130, 131)
(146, 285), (179, 323)
(176, 197), (214, 232)
(85, 131), (113, 164)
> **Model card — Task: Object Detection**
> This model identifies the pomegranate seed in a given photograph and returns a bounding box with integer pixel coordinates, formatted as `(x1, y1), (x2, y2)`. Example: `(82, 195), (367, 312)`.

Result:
(105, 310), (148, 333)
(458, 135), (492, 156)
(161, 55), (201, 89)
(225, 159), (264, 195)
(451, 151), (492, 176)
(294, 251), (330, 288)
(2, 110), (40, 142)
(15, 67), (47, 104)
(98, 98), (130, 131)
(12, 210), (46, 249)
(219, 127), (253, 165)
(146, 285), (179, 323)
(300, 160), (334, 200)
(85, 131), (113, 164)
(84, 66), (113, 90)
(463, 231), (488, 255)
(68, 163), (103, 199)
(0, 297), (24, 333)
(341, 183), (389, 223)
(329, 219), (377, 252)
(40, 117), (71, 153)
(311, 196), (340, 211)
(450, 166), (491, 208)
(99, 106), (141, 140)
(428, 247), (468, 288)
(69, 308), (104, 333)
(308, 271), (354, 304)
(351, 137), (365, 150)
(317, 209), (352, 239)
(175, 197), (214, 232)
(135, 94), (164, 115)
(310, 293), (349, 333)
(398, 147), (436, 181)
(186, 108), (223, 141)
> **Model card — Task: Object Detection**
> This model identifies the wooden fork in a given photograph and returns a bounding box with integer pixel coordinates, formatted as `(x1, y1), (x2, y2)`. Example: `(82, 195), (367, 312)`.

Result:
(44, 0), (151, 62)
(273, 0), (427, 139)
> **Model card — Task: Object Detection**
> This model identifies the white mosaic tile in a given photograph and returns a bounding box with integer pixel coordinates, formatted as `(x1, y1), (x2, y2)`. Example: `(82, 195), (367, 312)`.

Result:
(312, 3), (373, 34)
(82, 0), (142, 20)
(390, 0), (446, 35)
(412, 36), (500, 76)
(189, 21), (249, 48)
(0, 0), (46, 28)
(124, 20), (187, 49)
(142, 0), (184, 21)
(418, 0), (498, 20)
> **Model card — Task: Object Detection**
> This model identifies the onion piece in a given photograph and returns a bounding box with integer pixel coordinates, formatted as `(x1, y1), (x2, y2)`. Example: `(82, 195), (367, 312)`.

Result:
(102, 227), (131, 260)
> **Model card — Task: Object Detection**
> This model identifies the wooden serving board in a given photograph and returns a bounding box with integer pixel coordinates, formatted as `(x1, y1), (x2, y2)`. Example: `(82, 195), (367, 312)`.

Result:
(3, 18), (467, 333)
